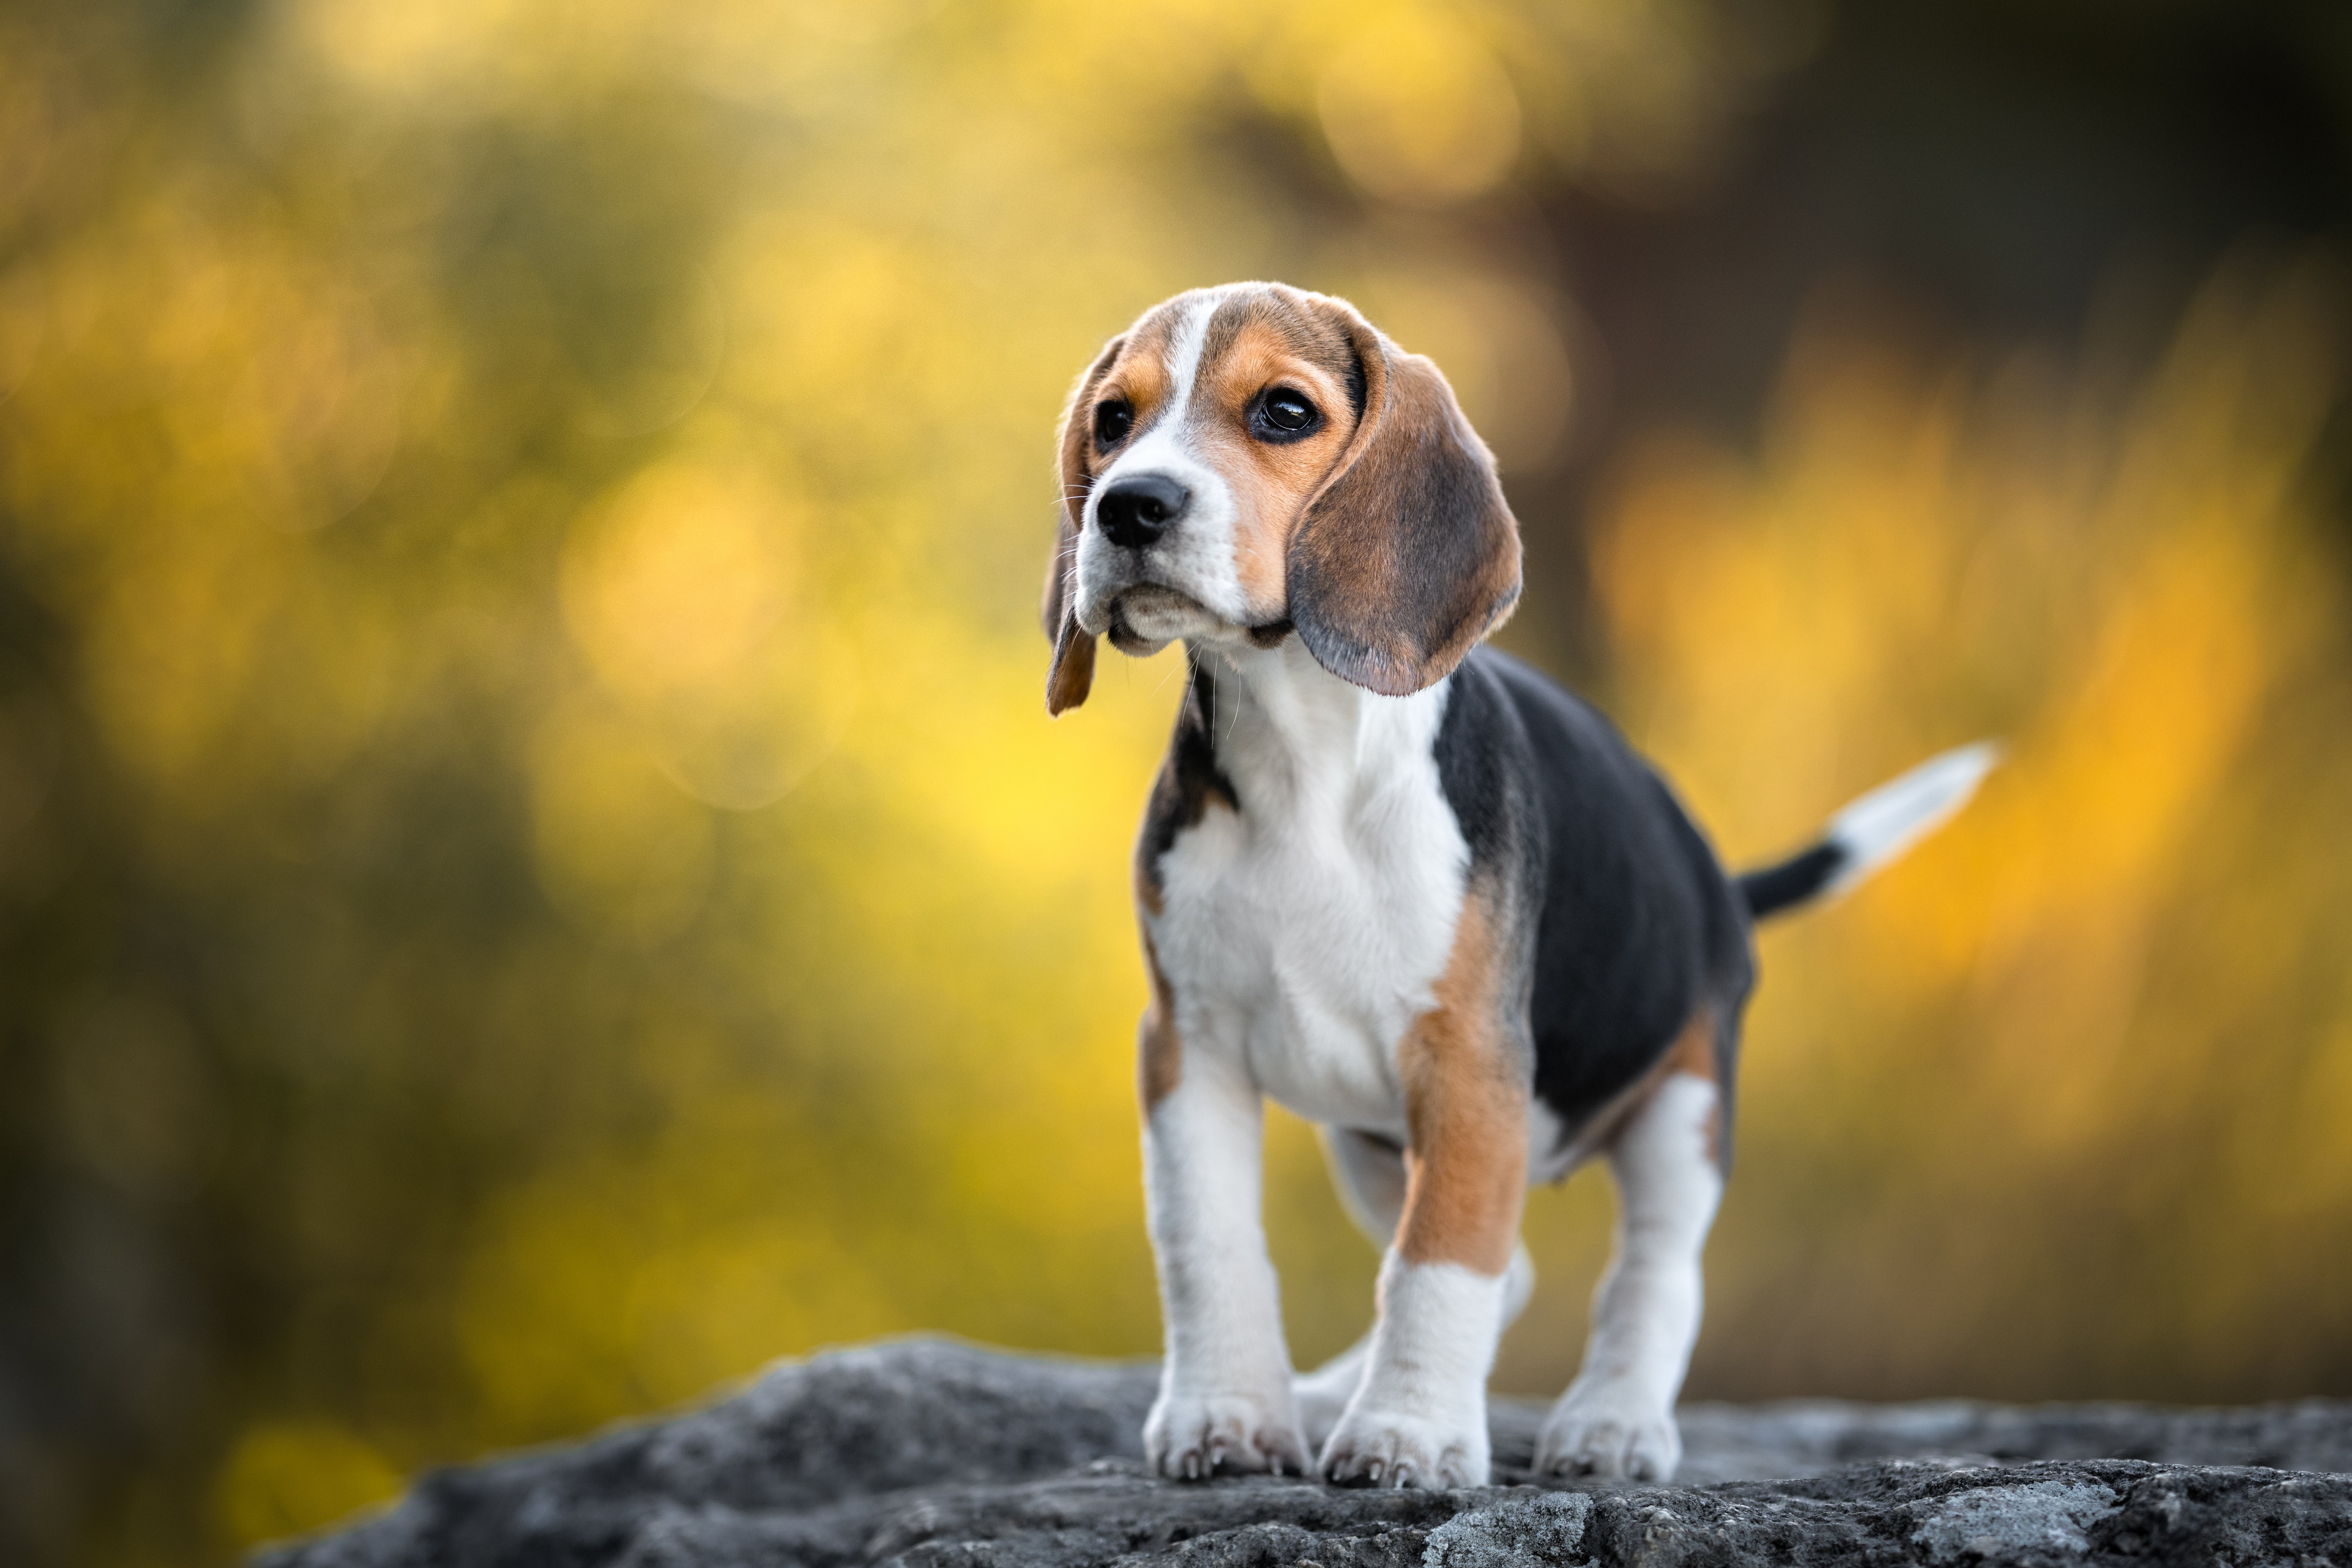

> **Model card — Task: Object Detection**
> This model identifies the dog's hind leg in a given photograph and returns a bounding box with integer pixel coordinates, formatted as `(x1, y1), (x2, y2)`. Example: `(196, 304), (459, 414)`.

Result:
(1297, 1128), (1533, 1450)
(1322, 1126), (1410, 1249)
(1534, 1065), (1722, 1483)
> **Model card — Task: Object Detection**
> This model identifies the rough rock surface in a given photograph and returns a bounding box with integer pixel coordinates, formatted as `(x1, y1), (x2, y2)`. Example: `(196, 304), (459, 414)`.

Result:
(265, 1337), (2352, 1567)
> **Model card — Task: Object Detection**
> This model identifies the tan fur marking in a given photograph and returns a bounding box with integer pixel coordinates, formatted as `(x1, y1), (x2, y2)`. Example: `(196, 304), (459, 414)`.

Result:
(1091, 300), (1187, 458)
(1395, 892), (1529, 1277)
(1554, 1007), (1723, 1173)
(1188, 315), (1359, 617)
(1104, 327), (1174, 440)
(1660, 1007), (1725, 1164)
(1138, 930), (1182, 1110)
(1045, 335), (1116, 712)
(1133, 847), (1164, 918)
(1045, 621), (1096, 715)
(1662, 1008), (1716, 1080)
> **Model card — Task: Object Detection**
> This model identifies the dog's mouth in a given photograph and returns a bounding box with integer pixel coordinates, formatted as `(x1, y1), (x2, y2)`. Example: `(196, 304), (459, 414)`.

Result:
(1104, 585), (1222, 652)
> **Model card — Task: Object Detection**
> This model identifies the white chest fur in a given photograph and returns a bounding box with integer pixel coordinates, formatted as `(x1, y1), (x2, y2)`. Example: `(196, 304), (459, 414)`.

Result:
(1146, 640), (1469, 1136)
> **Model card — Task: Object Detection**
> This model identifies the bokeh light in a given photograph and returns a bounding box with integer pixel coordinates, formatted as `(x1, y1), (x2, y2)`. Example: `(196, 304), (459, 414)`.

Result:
(1, 2), (2345, 1564)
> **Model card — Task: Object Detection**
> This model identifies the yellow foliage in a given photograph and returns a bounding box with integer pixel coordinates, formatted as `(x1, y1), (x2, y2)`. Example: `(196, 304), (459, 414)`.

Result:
(1, 4), (2347, 1566)
(213, 1421), (404, 1554)
(1317, 14), (1523, 206)
(1577, 255), (2352, 1401)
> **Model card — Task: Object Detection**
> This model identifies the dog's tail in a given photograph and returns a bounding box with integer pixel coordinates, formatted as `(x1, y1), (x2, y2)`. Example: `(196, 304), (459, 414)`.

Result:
(1735, 742), (2000, 922)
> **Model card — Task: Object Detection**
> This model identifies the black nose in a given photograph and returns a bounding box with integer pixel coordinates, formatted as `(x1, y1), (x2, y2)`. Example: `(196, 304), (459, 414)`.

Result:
(1096, 474), (1190, 549)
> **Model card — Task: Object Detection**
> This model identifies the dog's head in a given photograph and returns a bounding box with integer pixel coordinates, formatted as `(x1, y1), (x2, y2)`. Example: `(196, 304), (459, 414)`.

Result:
(1041, 283), (1521, 714)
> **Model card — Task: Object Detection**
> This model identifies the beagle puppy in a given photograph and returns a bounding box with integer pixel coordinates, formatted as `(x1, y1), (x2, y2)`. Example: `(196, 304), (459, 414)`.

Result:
(1041, 282), (1992, 1489)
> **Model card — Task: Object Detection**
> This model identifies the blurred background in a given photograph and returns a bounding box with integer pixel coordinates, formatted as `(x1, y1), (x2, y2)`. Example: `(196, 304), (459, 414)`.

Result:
(3, 0), (2350, 1561)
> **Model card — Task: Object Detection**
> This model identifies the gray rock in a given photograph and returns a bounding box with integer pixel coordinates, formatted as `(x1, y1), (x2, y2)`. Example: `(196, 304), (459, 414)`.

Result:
(1423, 1491), (1593, 1566)
(261, 1337), (2352, 1568)
(1905, 1478), (2117, 1561)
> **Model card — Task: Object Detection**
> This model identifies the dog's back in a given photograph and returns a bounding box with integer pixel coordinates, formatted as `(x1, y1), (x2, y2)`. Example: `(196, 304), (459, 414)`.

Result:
(1442, 648), (1755, 1175)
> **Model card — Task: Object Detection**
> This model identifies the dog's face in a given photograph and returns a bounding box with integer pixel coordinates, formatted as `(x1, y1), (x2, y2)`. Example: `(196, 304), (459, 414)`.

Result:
(1063, 289), (1366, 654)
(1042, 283), (1521, 714)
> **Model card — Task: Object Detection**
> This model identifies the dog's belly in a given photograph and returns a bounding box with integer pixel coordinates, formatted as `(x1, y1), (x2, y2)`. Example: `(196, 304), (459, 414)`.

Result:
(1147, 772), (1468, 1138)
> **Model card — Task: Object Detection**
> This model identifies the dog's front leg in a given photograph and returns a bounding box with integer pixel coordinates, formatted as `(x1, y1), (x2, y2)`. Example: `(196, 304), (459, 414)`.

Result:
(1319, 953), (1527, 1490)
(1142, 1043), (1308, 1478)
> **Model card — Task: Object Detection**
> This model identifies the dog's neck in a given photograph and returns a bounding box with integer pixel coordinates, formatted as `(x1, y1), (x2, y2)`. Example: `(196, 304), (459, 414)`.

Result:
(1188, 634), (1451, 815)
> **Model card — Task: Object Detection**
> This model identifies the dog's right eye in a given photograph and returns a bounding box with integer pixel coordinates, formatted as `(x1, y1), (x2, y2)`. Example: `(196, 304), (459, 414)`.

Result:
(1249, 387), (1323, 442)
(1094, 400), (1133, 447)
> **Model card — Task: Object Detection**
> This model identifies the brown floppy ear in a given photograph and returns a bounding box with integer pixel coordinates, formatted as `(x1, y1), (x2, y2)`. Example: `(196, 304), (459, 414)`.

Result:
(1042, 334), (1123, 715)
(1286, 312), (1521, 696)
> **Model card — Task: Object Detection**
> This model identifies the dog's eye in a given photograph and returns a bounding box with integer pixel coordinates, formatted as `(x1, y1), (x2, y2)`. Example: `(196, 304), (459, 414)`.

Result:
(1094, 400), (1133, 447)
(1253, 389), (1320, 440)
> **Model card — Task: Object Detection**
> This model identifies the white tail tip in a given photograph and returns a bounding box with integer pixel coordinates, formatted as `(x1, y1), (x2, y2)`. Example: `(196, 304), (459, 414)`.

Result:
(1826, 741), (2001, 892)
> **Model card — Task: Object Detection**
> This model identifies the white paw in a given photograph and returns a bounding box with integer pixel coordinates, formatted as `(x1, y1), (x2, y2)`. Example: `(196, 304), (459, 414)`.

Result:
(1144, 1388), (1310, 1480)
(1534, 1384), (1681, 1481)
(1319, 1405), (1489, 1490)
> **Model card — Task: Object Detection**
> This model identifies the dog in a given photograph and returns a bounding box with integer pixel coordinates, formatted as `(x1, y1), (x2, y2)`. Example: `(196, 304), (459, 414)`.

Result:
(1041, 281), (1992, 1489)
